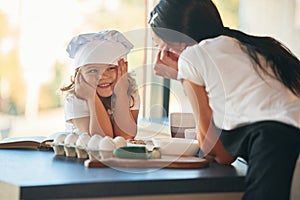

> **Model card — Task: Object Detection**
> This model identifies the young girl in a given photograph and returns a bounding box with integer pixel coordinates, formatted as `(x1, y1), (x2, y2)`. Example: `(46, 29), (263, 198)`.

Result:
(149, 0), (300, 199)
(61, 30), (140, 139)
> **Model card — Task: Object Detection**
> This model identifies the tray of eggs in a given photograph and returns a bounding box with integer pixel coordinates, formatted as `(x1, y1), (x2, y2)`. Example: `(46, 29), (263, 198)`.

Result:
(48, 133), (208, 169)
(48, 132), (155, 161)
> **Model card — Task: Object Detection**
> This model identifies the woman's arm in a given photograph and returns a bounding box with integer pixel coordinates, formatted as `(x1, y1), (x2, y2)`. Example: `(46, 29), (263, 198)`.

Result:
(182, 80), (235, 164)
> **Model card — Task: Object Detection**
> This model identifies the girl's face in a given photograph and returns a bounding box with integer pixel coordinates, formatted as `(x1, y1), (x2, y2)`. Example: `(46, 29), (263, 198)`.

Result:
(80, 63), (118, 97)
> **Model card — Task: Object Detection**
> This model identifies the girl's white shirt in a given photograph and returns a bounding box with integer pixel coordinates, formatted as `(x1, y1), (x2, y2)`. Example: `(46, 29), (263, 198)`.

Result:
(178, 35), (300, 130)
(64, 91), (140, 132)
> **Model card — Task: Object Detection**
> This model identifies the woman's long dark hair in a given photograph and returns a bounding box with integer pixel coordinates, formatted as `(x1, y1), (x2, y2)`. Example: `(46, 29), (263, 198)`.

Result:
(149, 0), (300, 96)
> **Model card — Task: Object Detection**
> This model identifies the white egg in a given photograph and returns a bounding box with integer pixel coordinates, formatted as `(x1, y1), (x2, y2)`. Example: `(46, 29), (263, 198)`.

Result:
(99, 136), (115, 151)
(113, 136), (127, 148)
(76, 133), (91, 148)
(54, 133), (67, 144)
(87, 135), (103, 151)
(64, 133), (79, 146)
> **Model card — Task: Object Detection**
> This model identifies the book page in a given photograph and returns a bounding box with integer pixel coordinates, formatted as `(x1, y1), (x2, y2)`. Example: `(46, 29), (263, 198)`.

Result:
(0, 132), (68, 150)
(0, 136), (48, 144)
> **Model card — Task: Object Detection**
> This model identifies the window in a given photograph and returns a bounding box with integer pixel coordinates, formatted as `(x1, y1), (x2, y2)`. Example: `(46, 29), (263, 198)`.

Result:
(0, 0), (152, 138)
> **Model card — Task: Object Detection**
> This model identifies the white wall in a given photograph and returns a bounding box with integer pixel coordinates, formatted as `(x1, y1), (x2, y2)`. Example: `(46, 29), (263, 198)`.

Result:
(239, 0), (300, 57)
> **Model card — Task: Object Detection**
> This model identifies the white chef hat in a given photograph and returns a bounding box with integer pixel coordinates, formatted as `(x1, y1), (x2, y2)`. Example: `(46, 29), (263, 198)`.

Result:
(66, 30), (134, 68)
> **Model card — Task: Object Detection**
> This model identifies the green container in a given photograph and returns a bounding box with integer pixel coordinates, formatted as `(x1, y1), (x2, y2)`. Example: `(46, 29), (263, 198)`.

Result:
(113, 146), (148, 160)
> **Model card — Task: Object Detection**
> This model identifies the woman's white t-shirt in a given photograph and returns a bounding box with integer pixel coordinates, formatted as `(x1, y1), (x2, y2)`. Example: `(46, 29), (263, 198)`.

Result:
(64, 91), (140, 131)
(177, 35), (300, 130)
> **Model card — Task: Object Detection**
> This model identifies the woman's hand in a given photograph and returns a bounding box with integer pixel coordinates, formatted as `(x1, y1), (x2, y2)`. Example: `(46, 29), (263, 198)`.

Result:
(114, 58), (129, 96)
(153, 46), (179, 80)
(74, 70), (96, 101)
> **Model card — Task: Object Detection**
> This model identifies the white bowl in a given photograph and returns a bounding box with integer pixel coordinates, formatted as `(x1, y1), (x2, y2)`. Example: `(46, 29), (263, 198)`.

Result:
(152, 138), (199, 156)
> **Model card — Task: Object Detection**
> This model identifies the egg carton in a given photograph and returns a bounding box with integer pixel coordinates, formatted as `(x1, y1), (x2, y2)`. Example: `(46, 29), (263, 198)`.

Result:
(50, 133), (140, 160)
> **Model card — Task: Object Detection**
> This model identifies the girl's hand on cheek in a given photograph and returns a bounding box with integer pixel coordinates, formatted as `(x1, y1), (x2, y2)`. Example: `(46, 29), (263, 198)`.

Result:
(114, 58), (129, 96)
(153, 47), (179, 80)
(74, 71), (96, 100)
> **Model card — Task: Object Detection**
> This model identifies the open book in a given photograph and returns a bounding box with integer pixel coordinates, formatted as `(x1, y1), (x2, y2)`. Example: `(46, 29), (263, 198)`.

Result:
(0, 132), (63, 150)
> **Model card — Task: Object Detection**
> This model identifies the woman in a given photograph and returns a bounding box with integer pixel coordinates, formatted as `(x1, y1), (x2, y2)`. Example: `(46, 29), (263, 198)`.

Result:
(61, 30), (140, 139)
(149, 0), (300, 199)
